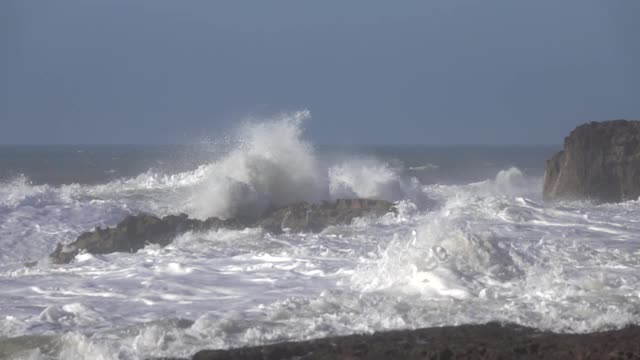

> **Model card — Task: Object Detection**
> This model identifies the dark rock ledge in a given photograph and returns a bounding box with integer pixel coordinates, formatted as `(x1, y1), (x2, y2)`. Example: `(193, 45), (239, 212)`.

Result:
(50, 199), (394, 264)
(153, 322), (640, 360)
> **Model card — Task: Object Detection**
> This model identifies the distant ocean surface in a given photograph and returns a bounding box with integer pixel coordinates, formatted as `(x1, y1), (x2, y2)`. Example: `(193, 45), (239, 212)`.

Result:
(0, 144), (553, 186)
(2, 113), (640, 360)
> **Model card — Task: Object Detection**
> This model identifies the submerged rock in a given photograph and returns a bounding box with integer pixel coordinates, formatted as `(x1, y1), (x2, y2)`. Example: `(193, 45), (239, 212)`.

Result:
(544, 120), (640, 203)
(50, 199), (394, 264)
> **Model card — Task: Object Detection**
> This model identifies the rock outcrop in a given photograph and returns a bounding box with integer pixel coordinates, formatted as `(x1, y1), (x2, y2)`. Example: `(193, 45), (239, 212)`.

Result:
(543, 120), (640, 203)
(50, 199), (394, 264)
(255, 198), (394, 234)
(49, 214), (248, 264)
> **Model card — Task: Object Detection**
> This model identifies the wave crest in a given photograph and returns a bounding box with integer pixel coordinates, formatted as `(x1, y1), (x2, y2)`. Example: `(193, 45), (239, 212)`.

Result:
(188, 111), (426, 219)
(191, 110), (328, 219)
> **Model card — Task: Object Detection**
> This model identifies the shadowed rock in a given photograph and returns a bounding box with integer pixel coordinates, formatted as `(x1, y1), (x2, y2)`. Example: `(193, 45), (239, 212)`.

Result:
(191, 322), (640, 360)
(50, 199), (394, 264)
(544, 119), (640, 203)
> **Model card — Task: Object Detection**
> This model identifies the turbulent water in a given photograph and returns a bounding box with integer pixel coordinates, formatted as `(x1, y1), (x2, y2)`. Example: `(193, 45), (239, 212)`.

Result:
(1, 112), (639, 359)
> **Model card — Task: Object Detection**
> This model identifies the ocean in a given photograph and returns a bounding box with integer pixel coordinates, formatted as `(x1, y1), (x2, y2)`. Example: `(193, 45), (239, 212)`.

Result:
(1, 112), (639, 359)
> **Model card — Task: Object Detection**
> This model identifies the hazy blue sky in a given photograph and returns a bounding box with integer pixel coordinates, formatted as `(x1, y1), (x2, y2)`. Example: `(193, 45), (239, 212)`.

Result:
(2, 1), (639, 145)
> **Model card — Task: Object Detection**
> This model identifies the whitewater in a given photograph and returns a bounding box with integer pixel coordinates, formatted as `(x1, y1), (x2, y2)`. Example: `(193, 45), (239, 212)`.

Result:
(1, 111), (640, 359)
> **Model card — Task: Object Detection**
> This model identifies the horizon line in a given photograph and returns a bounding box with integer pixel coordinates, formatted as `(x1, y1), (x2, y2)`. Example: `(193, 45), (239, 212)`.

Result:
(0, 143), (561, 147)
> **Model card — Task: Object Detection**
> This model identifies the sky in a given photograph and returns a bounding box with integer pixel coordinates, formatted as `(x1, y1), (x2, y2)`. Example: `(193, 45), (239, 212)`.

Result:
(1, 1), (639, 145)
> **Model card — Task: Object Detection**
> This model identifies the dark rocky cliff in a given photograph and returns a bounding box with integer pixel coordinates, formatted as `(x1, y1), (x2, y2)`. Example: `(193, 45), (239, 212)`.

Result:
(543, 120), (640, 203)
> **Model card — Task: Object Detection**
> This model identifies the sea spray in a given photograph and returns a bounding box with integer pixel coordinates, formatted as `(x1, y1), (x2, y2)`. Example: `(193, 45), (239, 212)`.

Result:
(189, 110), (328, 219)
(328, 157), (424, 203)
(186, 110), (427, 219)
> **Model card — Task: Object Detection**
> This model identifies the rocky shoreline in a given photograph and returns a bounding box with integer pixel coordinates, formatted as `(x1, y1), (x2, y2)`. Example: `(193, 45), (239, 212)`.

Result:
(151, 322), (640, 360)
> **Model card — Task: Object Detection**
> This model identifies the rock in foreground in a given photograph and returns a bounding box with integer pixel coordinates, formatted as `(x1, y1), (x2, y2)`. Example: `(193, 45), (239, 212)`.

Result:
(50, 199), (394, 264)
(191, 323), (640, 360)
(544, 120), (640, 203)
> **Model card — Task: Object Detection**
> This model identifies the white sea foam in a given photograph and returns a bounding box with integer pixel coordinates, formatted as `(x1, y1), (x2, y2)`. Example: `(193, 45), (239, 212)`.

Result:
(328, 158), (423, 202)
(408, 163), (439, 171)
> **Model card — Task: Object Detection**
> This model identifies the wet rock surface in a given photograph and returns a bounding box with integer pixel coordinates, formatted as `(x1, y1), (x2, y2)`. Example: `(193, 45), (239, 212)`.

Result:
(50, 199), (394, 264)
(49, 214), (247, 264)
(544, 119), (640, 203)
(190, 322), (640, 360)
(255, 198), (394, 234)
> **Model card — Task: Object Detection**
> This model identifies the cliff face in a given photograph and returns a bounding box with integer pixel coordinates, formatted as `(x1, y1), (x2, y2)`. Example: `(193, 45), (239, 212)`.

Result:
(543, 120), (640, 203)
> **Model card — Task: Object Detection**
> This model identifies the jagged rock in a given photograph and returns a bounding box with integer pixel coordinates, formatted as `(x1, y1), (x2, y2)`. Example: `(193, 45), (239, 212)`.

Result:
(256, 198), (394, 234)
(544, 120), (640, 203)
(49, 214), (248, 264)
(50, 199), (394, 264)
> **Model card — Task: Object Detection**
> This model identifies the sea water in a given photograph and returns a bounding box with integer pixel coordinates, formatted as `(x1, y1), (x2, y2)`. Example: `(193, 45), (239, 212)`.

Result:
(1, 111), (639, 359)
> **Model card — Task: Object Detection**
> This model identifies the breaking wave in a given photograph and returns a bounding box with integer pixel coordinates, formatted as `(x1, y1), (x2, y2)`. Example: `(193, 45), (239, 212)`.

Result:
(1, 110), (424, 221)
(0, 111), (425, 262)
(188, 110), (428, 219)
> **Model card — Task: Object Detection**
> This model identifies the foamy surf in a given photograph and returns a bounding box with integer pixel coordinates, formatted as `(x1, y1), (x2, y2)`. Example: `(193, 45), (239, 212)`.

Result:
(1, 114), (640, 359)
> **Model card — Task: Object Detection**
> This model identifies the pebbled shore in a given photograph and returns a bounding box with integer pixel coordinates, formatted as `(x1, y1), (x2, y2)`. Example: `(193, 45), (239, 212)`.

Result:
(168, 322), (640, 360)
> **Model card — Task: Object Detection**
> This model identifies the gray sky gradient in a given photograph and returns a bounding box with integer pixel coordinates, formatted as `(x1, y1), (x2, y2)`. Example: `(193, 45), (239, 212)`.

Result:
(2, 0), (639, 145)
